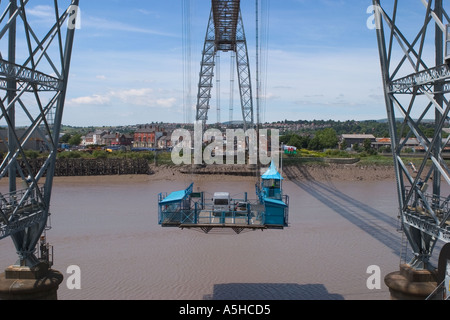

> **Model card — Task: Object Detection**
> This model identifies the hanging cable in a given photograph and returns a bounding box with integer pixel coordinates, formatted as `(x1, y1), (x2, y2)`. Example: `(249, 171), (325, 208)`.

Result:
(256, 0), (261, 128)
(182, 0), (193, 124)
(182, 0), (195, 184)
(229, 51), (235, 123)
(256, 0), (261, 183)
(260, 0), (270, 124)
(255, 0), (271, 125)
(216, 52), (221, 124)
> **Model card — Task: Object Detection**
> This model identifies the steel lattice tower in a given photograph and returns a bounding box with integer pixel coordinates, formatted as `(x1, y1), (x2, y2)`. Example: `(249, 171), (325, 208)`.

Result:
(196, 0), (254, 130)
(0, 0), (79, 268)
(373, 0), (450, 270)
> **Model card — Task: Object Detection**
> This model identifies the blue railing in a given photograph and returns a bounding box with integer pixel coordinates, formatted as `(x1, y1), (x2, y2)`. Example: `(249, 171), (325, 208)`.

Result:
(159, 201), (265, 227)
(158, 186), (288, 229)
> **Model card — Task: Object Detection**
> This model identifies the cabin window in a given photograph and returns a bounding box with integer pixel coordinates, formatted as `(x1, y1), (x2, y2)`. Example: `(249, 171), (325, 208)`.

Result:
(263, 180), (280, 188)
(214, 199), (229, 205)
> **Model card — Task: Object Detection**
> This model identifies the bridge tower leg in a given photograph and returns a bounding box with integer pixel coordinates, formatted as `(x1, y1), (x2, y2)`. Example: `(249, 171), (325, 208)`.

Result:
(373, 0), (450, 299)
(0, 0), (79, 300)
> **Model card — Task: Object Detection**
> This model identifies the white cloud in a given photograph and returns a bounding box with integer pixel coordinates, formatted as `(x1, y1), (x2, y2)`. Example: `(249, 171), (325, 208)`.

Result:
(27, 5), (54, 19)
(109, 88), (154, 106)
(69, 94), (110, 105)
(82, 16), (177, 38)
(68, 88), (177, 109)
(156, 98), (177, 108)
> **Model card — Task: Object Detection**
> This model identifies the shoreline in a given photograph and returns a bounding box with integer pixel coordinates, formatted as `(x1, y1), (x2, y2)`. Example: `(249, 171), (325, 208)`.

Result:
(50, 163), (397, 185)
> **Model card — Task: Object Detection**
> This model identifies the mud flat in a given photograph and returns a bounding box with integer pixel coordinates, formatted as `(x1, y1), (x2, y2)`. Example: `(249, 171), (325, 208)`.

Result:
(147, 163), (396, 183)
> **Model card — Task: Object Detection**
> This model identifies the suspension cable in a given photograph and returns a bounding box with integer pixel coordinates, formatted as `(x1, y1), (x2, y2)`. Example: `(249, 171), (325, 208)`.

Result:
(229, 51), (235, 123)
(256, 0), (261, 127)
(260, 0), (270, 124)
(182, 0), (192, 124)
(216, 52), (221, 124)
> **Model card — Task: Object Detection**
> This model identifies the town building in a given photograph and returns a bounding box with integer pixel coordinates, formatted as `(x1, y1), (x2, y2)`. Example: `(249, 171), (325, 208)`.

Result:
(102, 133), (133, 146)
(157, 134), (172, 149)
(82, 130), (108, 146)
(340, 134), (377, 149)
(133, 124), (165, 148)
(0, 129), (46, 152)
(81, 130), (133, 147)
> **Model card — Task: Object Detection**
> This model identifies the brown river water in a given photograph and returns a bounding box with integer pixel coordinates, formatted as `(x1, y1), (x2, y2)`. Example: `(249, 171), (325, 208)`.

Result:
(0, 175), (417, 300)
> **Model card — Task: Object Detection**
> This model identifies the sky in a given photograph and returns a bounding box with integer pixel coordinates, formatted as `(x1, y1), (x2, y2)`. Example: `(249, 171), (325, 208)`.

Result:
(2, 0), (440, 127)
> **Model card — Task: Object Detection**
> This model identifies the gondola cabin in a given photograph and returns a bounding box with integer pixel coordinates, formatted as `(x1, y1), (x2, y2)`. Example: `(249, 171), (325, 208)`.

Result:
(158, 183), (195, 226)
(263, 198), (288, 228)
(258, 160), (289, 228)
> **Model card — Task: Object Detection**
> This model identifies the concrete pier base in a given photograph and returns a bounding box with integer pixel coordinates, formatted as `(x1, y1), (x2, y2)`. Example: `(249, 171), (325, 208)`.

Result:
(0, 264), (63, 300)
(385, 264), (437, 300)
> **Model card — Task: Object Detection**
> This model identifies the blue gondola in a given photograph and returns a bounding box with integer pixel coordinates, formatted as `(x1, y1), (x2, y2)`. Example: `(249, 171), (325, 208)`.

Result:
(158, 160), (289, 233)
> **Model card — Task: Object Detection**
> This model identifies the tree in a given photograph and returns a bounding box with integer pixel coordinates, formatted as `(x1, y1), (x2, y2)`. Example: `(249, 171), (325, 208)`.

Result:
(316, 128), (338, 149)
(68, 134), (82, 146)
(280, 134), (294, 145)
(353, 143), (362, 153)
(60, 133), (71, 143)
(340, 139), (348, 150)
(281, 133), (311, 150)
(308, 136), (322, 151)
(287, 135), (302, 150)
(363, 138), (372, 152)
(363, 138), (377, 155)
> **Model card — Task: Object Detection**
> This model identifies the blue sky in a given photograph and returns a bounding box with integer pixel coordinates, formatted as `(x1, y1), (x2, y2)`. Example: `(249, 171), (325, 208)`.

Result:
(14, 0), (426, 127)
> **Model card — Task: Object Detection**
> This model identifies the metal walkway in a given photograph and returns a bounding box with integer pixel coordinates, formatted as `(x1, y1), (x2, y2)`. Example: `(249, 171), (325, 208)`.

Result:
(0, 187), (46, 240)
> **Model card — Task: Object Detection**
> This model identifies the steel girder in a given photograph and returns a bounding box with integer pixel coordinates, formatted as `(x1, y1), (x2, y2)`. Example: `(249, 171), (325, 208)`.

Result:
(390, 63), (450, 95)
(196, 10), (216, 125)
(235, 11), (254, 129)
(0, 0), (79, 267)
(196, 0), (254, 130)
(374, 0), (450, 270)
